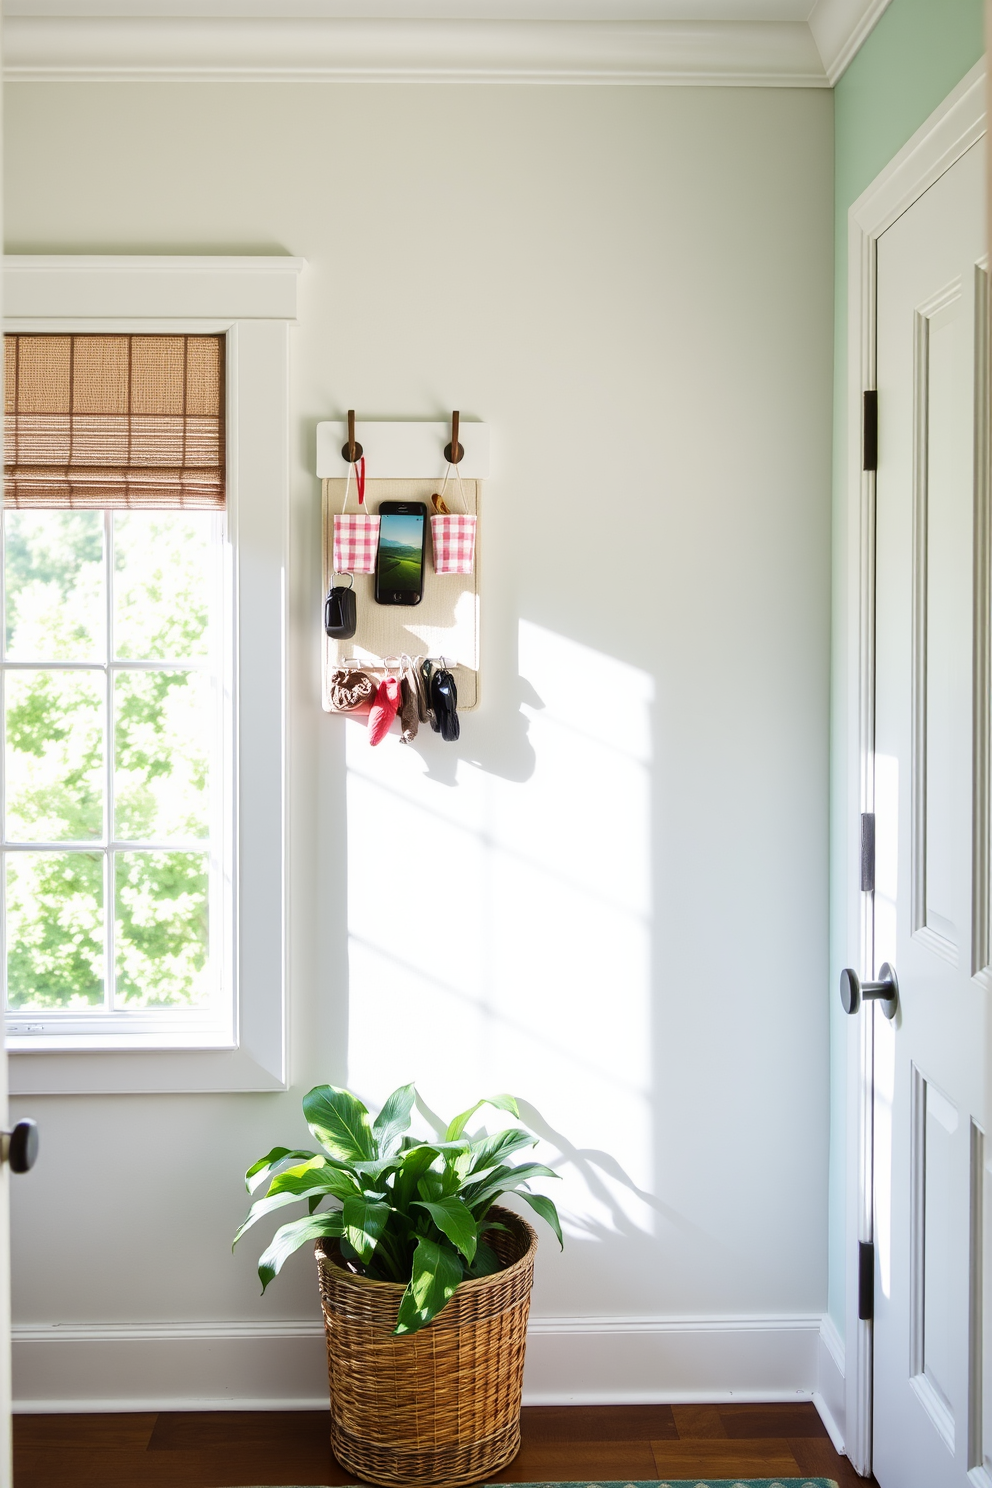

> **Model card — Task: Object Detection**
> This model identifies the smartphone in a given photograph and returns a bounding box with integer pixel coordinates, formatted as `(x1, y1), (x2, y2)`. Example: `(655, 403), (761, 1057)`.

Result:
(375, 502), (427, 606)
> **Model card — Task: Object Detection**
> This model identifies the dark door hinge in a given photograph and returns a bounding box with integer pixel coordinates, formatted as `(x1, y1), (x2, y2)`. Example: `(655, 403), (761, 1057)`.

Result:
(863, 390), (878, 473)
(861, 813), (875, 893)
(859, 1240), (875, 1321)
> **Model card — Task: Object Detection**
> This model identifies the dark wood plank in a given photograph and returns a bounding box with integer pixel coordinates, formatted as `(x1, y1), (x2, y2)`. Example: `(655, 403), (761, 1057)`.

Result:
(12, 1403), (879, 1488)
(490, 1438), (659, 1481)
(717, 1400), (829, 1439)
(14, 1413), (157, 1449)
(791, 1432), (876, 1488)
(671, 1404), (727, 1439)
(518, 1405), (678, 1443)
(13, 1448), (130, 1488)
(148, 1411), (333, 1452)
(651, 1435), (801, 1479)
(15, 1443), (355, 1488)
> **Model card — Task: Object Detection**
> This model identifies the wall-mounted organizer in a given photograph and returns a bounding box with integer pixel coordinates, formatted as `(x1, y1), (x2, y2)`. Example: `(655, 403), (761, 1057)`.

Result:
(317, 416), (491, 718)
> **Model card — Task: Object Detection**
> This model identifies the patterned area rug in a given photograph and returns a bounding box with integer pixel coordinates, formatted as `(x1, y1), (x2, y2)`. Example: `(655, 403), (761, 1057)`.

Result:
(497, 1481), (840, 1487)
(235, 1480), (840, 1487)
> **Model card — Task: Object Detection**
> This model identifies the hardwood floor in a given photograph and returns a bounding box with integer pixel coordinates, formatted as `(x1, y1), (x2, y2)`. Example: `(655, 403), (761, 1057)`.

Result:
(13, 1403), (878, 1487)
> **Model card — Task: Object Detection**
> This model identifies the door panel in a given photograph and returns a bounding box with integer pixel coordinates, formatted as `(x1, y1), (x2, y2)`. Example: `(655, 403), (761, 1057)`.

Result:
(873, 138), (987, 1488)
(919, 288), (970, 956)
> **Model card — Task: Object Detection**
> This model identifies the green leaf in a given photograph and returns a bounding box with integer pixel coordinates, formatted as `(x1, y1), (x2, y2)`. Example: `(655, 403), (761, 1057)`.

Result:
(413, 1195), (478, 1264)
(233, 1184), (339, 1247)
(445, 1093), (519, 1142)
(372, 1082), (416, 1158)
(245, 1146), (317, 1194)
(393, 1237), (464, 1335)
(397, 1145), (443, 1176)
(341, 1196), (392, 1264)
(467, 1240), (503, 1278)
(303, 1085), (376, 1163)
(391, 1144), (442, 1210)
(459, 1163), (513, 1207)
(464, 1163), (560, 1214)
(419, 1169), (449, 1201)
(351, 1157), (404, 1186)
(516, 1190), (564, 1248)
(453, 1147), (476, 1182)
(257, 1210), (344, 1292)
(467, 1127), (536, 1176)
(267, 1159), (360, 1203)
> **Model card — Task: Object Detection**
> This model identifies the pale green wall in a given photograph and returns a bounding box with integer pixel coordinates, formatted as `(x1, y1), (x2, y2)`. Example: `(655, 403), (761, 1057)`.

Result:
(828, 0), (985, 1332)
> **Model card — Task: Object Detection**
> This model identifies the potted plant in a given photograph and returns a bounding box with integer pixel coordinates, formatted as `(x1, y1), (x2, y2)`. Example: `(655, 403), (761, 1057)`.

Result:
(235, 1083), (564, 1488)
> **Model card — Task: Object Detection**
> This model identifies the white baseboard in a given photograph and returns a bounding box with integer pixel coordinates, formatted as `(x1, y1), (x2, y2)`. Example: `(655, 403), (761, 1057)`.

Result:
(13, 1312), (826, 1412)
(814, 1314), (846, 1453)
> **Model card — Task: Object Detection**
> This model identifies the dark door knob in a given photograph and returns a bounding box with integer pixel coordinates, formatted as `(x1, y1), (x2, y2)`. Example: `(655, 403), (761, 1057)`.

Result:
(840, 964), (899, 1020)
(2, 1118), (38, 1173)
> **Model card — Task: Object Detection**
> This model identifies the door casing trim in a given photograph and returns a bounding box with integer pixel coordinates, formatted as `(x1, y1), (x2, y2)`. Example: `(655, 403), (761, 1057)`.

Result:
(841, 56), (986, 1478)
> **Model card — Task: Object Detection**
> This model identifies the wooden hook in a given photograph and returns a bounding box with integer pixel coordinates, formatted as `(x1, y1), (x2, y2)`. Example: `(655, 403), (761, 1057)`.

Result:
(444, 410), (464, 465)
(340, 410), (364, 465)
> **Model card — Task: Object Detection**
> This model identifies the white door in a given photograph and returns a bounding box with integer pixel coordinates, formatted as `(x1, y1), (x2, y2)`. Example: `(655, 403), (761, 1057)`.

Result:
(872, 135), (989, 1488)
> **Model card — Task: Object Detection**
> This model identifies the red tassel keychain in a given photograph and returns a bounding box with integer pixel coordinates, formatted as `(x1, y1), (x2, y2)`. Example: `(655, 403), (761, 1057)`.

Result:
(368, 675), (401, 745)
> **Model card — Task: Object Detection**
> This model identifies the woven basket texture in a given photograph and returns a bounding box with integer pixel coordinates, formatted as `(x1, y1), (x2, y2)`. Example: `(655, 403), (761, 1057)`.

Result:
(316, 1205), (537, 1488)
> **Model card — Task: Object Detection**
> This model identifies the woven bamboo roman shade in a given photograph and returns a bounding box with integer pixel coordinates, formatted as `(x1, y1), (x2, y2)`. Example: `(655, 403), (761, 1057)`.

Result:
(4, 334), (225, 509)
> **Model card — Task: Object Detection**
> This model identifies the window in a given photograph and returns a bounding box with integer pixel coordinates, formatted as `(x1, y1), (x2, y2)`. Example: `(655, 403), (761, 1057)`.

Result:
(3, 333), (233, 1048)
(3, 506), (231, 1041)
(3, 256), (303, 1092)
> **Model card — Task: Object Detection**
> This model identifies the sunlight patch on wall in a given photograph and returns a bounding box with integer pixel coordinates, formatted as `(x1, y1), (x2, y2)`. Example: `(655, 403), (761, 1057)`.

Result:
(344, 621), (655, 1240)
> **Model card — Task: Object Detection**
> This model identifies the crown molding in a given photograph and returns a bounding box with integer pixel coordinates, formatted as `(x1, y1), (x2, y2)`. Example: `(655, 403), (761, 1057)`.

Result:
(807, 0), (892, 85)
(3, 14), (830, 84)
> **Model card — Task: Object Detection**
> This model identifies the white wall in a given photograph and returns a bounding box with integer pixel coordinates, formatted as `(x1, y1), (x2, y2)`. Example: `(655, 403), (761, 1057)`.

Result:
(3, 79), (835, 1406)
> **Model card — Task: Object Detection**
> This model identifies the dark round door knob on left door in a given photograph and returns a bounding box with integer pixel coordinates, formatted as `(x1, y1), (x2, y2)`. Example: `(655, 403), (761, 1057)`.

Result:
(2, 1118), (39, 1173)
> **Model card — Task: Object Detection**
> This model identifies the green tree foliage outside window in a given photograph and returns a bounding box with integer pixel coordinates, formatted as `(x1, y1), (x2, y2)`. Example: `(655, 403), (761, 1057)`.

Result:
(3, 510), (220, 1013)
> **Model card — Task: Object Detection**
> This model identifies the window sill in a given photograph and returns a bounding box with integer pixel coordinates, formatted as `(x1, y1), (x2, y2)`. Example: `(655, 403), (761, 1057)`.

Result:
(8, 1042), (285, 1095)
(6, 1027), (237, 1054)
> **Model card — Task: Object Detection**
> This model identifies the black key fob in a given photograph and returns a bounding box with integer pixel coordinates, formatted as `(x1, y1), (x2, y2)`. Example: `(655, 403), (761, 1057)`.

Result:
(430, 667), (460, 742)
(324, 580), (357, 640)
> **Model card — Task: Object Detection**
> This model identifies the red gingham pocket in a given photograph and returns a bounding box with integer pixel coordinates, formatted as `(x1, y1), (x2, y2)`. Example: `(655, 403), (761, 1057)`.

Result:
(431, 514), (477, 575)
(333, 514), (381, 575)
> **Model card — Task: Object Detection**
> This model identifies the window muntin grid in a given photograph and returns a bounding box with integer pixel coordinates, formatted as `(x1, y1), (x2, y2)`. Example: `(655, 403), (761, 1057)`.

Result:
(1, 508), (230, 1035)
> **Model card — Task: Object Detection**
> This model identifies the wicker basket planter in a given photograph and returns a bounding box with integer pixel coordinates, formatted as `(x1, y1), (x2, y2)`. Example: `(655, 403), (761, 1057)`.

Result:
(316, 1206), (538, 1488)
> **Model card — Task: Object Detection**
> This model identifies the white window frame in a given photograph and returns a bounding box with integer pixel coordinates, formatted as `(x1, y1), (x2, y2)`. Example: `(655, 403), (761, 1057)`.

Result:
(2, 255), (304, 1094)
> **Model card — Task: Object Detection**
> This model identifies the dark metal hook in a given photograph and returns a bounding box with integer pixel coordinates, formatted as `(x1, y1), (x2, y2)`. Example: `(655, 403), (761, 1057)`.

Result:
(340, 410), (364, 464)
(444, 410), (464, 465)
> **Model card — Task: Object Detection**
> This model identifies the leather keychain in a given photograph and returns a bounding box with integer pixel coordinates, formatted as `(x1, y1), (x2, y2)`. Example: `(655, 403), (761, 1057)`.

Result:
(329, 667), (376, 711)
(324, 572), (357, 640)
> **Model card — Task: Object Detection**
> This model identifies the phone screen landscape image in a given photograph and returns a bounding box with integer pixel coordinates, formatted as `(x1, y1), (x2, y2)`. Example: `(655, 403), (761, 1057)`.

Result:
(376, 511), (425, 602)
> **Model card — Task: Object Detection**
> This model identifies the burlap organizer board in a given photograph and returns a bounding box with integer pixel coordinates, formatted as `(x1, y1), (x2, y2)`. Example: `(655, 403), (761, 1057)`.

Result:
(322, 477), (480, 713)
